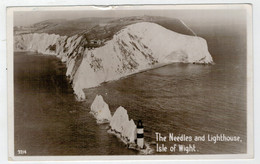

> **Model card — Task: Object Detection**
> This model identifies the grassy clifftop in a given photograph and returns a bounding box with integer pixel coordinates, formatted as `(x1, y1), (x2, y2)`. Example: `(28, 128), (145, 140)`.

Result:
(14, 16), (196, 50)
(14, 16), (195, 38)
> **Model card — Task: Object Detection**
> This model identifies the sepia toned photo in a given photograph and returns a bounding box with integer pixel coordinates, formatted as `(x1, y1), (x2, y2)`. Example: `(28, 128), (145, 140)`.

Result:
(7, 4), (253, 160)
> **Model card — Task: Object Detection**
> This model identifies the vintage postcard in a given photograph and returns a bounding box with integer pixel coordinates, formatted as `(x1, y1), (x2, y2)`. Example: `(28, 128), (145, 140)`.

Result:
(7, 4), (253, 161)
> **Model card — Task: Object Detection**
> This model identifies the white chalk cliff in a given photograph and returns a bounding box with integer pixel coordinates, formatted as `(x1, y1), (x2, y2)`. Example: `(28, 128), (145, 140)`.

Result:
(90, 95), (137, 144)
(14, 22), (213, 100)
(110, 106), (137, 143)
(90, 95), (112, 123)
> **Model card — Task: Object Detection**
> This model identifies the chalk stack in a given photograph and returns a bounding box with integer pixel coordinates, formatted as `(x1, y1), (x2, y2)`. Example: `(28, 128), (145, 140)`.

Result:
(137, 120), (144, 149)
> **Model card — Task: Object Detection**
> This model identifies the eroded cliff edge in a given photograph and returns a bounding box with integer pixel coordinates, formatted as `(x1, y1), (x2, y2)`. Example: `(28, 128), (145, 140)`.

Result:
(14, 22), (213, 100)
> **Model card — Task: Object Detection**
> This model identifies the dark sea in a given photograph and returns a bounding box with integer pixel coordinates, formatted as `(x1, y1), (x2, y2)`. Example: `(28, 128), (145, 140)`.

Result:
(14, 32), (247, 155)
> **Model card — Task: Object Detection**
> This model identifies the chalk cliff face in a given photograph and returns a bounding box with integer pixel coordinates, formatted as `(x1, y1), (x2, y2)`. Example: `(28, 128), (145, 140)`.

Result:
(14, 22), (213, 100)
(90, 95), (112, 124)
(89, 95), (137, 144)
(110, 106), (137, 143)
(14, 33), (62, 55)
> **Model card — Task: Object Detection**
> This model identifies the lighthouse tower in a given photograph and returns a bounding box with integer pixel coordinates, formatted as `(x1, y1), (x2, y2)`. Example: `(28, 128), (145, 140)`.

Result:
(137, 120), (144, 149)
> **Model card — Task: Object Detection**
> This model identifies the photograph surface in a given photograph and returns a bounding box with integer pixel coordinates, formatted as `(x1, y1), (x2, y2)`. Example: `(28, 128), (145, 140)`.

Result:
(7, 4), (253, 160)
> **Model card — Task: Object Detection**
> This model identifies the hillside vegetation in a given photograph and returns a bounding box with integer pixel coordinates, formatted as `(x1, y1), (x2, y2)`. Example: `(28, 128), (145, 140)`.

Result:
(14, 16), (195, 46)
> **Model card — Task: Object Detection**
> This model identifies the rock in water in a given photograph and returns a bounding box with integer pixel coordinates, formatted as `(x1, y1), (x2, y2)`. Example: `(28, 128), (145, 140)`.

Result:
(110, 106), (137, 143)
(90, 95), (112, 124)
(122, 119), (137, 143)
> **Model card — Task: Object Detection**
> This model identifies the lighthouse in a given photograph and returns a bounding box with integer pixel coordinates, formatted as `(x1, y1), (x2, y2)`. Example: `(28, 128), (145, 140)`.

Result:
(137, 120), (144, 149)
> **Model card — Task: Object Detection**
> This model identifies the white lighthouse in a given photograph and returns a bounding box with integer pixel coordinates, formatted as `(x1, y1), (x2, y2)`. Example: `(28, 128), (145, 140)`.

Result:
(137, 120), (144, 149)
